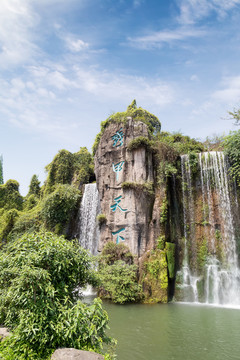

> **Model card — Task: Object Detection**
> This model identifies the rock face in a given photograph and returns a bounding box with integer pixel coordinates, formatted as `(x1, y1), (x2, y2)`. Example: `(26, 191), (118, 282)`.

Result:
(94, 118), (155, 257)
(51, 348), (104, 360)
(0, 327), (11, 340)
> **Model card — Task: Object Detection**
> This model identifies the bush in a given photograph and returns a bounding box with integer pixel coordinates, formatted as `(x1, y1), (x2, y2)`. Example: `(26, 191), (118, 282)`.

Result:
(99, 242), (133, 265)
(121, 181), (154, 196)
(27, 175), (41, 198)
(127, 136), (154, 152)
(92, 101), (161, 154)
(44, 147), (94, 194)
(98, 260), (142, 304)
(97, 213), (107, 226)
(0, 209), (19, 243)
(0, 232), (113, 359)
(0, 180), (23, 211)
(98, 243), (142, 304)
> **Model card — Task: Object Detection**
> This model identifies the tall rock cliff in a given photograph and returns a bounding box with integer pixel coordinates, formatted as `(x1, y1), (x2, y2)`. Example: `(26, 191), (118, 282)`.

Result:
(94, 118), (155, 258)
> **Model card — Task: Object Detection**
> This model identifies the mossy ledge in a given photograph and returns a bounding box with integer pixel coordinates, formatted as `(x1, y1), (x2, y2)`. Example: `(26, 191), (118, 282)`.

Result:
(127, 136), (154, 152)
(121, 181), (154, 197)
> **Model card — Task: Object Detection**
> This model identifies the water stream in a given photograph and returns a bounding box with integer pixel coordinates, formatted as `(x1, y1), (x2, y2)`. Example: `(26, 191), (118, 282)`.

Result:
(78, 183), (100, 255)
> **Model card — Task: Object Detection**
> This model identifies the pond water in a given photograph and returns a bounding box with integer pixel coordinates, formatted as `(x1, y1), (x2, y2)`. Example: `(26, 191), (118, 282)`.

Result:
(103, 301), (240, 360)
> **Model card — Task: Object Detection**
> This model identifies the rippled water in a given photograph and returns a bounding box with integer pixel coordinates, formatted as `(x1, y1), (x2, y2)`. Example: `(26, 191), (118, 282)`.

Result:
(103, 302), (240, 360)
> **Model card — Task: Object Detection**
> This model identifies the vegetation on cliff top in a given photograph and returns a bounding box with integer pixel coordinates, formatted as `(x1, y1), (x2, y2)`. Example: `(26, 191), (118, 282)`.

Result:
(92, 100), (161, 154)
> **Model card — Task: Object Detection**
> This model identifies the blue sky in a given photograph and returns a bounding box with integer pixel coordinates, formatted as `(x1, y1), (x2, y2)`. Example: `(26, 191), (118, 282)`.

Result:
(1, 0), (240, 195)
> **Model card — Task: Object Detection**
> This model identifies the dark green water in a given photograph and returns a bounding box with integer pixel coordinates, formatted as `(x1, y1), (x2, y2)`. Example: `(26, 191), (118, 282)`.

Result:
(103, 302), (240, 360)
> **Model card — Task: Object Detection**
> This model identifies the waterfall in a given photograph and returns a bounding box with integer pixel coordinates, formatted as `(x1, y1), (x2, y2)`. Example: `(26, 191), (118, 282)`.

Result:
(177, 151), (240, 306)
(78, 183), (100, 256)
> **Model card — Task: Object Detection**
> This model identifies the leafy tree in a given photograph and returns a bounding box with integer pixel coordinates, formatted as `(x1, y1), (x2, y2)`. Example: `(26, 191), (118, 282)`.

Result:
(44, 150), (75, 194)
(44, 148), (94, 194)
(98, 242), (142, 304)
(27, 174), (41, 197)
(0, 180), (23, 211)
(41, 184), (81, 232)
(98, 260), (142, 304)
(0, 232), (113, 359)
(72, 147), (95, 186)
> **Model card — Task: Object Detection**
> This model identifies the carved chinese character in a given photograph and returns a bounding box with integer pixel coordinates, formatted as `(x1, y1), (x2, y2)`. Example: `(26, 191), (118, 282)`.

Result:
(110, 195), (127, 213)
(112, 161), (124, 181)
(112, 228), (125, 244)
(112, 128), (124, 147)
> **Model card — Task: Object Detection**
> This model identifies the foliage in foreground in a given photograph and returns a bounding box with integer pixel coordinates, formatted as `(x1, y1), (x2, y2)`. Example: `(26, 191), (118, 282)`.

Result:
(0, 232), (114, 359)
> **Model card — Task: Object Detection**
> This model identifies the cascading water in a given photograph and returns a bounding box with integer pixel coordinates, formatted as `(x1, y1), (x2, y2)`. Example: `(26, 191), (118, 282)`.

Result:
(78, 183), (100, 256)
(177, 151), (240, 306)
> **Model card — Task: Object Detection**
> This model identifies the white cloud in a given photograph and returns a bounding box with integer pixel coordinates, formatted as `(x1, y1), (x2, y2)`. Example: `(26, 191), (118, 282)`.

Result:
(127, 27), (205, 49)
(74, 67), (175, 106)
(177, 0), (240, 24)
(0, 59), (176, 138)
(190, 74), (199, 81)
(212, 75), (240, 103)
(0, 0), (39, 67)
(133, 0), (144, 8)
(66, 38), (89, 52)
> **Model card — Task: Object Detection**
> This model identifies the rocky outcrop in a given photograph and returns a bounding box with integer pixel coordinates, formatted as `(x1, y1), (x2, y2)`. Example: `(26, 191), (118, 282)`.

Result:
(0, 327), (11, 340)
(51, 348), (104, 360)
(94, 118), (155, 258)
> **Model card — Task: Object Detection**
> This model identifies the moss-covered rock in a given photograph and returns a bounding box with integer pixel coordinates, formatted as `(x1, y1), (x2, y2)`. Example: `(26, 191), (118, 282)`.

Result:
(141, 249), (168, 303)
(165, 242), (175, 279)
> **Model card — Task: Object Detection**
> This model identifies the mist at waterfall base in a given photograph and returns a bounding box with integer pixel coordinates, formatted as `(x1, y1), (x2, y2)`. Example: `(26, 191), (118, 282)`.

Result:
(177, 152), (240, 307)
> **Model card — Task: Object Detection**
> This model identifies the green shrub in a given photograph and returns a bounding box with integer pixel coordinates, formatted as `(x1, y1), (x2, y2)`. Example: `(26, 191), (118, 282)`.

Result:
(44, 148), (94, 194)
(99, 242), (133, 265)
(97, 214), (107, 226)
(165, 242), (175, 279)
(72, 147), (94, 187)
(0, 209), (19, 243)
(121, 181), (154, 196)
(24, 194), (39, 211)
(41, 184), (81, 229)
(127, 136), (154, 152)
(92, 101), (161, 154)
(0, 180), (23, 211)
(98, 260), (142, 304)
(10, 206), (42, 238)
(0, 232), (113, 359)
(27, 175), (41, 198)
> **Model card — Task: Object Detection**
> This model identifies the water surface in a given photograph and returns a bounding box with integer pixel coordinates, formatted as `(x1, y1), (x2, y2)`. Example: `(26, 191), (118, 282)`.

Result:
(103, 302), (240, 360)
